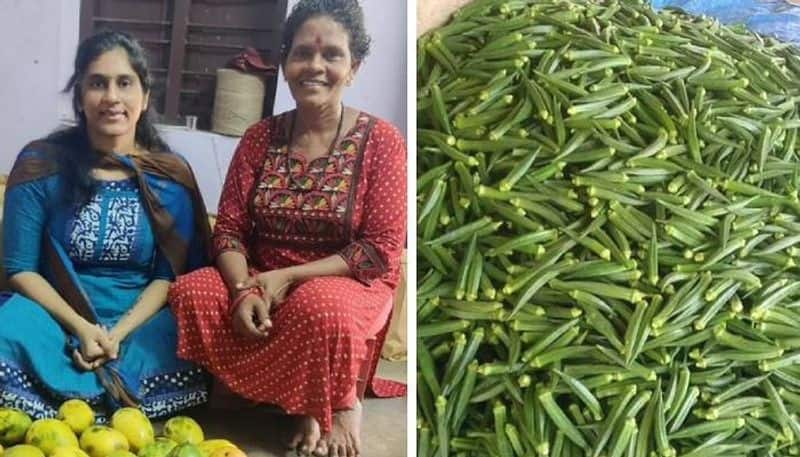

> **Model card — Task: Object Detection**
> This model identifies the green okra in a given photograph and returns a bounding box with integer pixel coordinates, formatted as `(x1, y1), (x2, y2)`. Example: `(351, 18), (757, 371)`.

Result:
(419, 1), (800, 455)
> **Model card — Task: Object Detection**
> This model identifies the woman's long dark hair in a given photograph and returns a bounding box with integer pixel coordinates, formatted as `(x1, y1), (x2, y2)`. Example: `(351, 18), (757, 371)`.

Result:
(47, 30), (172, 205)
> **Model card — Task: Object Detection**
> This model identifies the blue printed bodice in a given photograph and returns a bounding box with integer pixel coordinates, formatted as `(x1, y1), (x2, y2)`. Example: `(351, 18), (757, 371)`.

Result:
(45, 178), (168, 324)
(66, 178), (156, 272)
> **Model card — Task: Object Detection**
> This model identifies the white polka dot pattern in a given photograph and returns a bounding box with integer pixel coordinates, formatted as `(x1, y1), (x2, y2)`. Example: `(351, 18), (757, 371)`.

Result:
(169, 110), (407, 434)
(170, 267), (392, 433)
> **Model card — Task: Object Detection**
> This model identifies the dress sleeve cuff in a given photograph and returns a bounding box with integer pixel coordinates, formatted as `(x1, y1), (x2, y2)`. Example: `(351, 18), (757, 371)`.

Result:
(211, 234), (249, 260)
(339, 240), (387, 284)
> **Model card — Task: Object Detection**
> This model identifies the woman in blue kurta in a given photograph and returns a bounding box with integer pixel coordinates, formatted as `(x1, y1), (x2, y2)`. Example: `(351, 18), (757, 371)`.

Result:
(0, 31), (211, 419)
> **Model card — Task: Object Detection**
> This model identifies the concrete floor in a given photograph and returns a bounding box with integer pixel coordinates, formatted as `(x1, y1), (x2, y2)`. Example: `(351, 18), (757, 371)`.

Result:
(165, 360), (407, 457)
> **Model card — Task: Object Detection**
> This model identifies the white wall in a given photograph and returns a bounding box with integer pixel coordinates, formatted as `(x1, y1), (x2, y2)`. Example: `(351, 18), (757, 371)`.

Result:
(273, 0), (408, 135)
(0, 0), (407, 212)
(0, 0), (79, 173)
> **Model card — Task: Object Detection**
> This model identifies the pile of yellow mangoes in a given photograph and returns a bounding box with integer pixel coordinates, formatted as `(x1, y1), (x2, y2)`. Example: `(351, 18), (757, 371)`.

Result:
(0, 400), (246, 457)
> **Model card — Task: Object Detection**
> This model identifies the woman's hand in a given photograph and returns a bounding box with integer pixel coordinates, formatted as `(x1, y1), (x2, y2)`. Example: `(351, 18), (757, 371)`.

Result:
(229, 268), (293, 339)
(231, 292), (272, 339)
(106, 327), (126, 359)
(235, 269), (295, 306)
(253, 269), (295, 305)
(72, 324), (116, 371)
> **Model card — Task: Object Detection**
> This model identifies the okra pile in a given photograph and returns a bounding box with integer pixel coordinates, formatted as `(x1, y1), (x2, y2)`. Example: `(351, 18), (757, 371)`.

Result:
(417, 0), (800, 456)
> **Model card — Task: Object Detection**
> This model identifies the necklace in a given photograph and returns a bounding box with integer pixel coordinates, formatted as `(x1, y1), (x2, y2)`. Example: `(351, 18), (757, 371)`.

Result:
(288, 103), (345, 160)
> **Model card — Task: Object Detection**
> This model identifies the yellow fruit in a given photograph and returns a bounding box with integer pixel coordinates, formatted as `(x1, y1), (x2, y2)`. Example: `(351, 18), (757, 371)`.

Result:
(195, 441), (235, 457)
(0, 409), (33, 446)
(106, 451), (136, 457)
(161, 419), (202, 446)
(57, 401), (94, 435)
(4, 445), (44, 457)
(24, 419), (78, 455)
(136, 438), (176, 457)
(207, 447), (245, 457)
(50, 447), (90, 457)
(78, 426), (128, 457)
(165, 444), (200, 457)
(109, 409), (152, 453)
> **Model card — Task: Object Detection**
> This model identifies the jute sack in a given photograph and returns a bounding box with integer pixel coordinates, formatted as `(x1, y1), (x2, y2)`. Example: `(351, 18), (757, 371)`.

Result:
(212, 68), (265, 136)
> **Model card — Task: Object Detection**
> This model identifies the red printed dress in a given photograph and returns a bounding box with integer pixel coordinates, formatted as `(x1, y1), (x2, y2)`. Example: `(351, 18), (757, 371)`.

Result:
(168, 111), (407, 433)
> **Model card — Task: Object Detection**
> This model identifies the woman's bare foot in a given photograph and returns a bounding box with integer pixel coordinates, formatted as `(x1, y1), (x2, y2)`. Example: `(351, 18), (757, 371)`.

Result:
(289, 415), (322, 455)
(313, 438), (328, 457)
(324, 400), (363, 457)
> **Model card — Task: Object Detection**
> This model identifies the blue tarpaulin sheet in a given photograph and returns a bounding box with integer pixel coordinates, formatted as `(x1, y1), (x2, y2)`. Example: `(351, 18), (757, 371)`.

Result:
(651, 0), (800, 44)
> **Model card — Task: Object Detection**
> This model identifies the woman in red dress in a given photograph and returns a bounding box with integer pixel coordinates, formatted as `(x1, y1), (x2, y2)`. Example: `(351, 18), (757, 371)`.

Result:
(168, 0), (406, 456)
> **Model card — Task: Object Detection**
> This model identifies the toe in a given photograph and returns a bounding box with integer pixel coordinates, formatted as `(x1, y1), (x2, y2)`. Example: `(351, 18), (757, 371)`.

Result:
(344, 435), (355, 457)
(301, 427), (320, 453)
(301, 437), (317, 455)
(314, 438), (328, 457)
(289, 431), (303, 450)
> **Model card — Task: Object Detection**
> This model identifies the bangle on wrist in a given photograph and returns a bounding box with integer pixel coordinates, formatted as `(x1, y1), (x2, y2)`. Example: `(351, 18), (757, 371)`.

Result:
(229, 278), (253, 299)
(230, 286), (261, 316)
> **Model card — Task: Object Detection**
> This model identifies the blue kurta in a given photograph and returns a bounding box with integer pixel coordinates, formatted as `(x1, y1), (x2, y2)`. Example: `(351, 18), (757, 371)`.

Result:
(0, 170), (207, 419)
